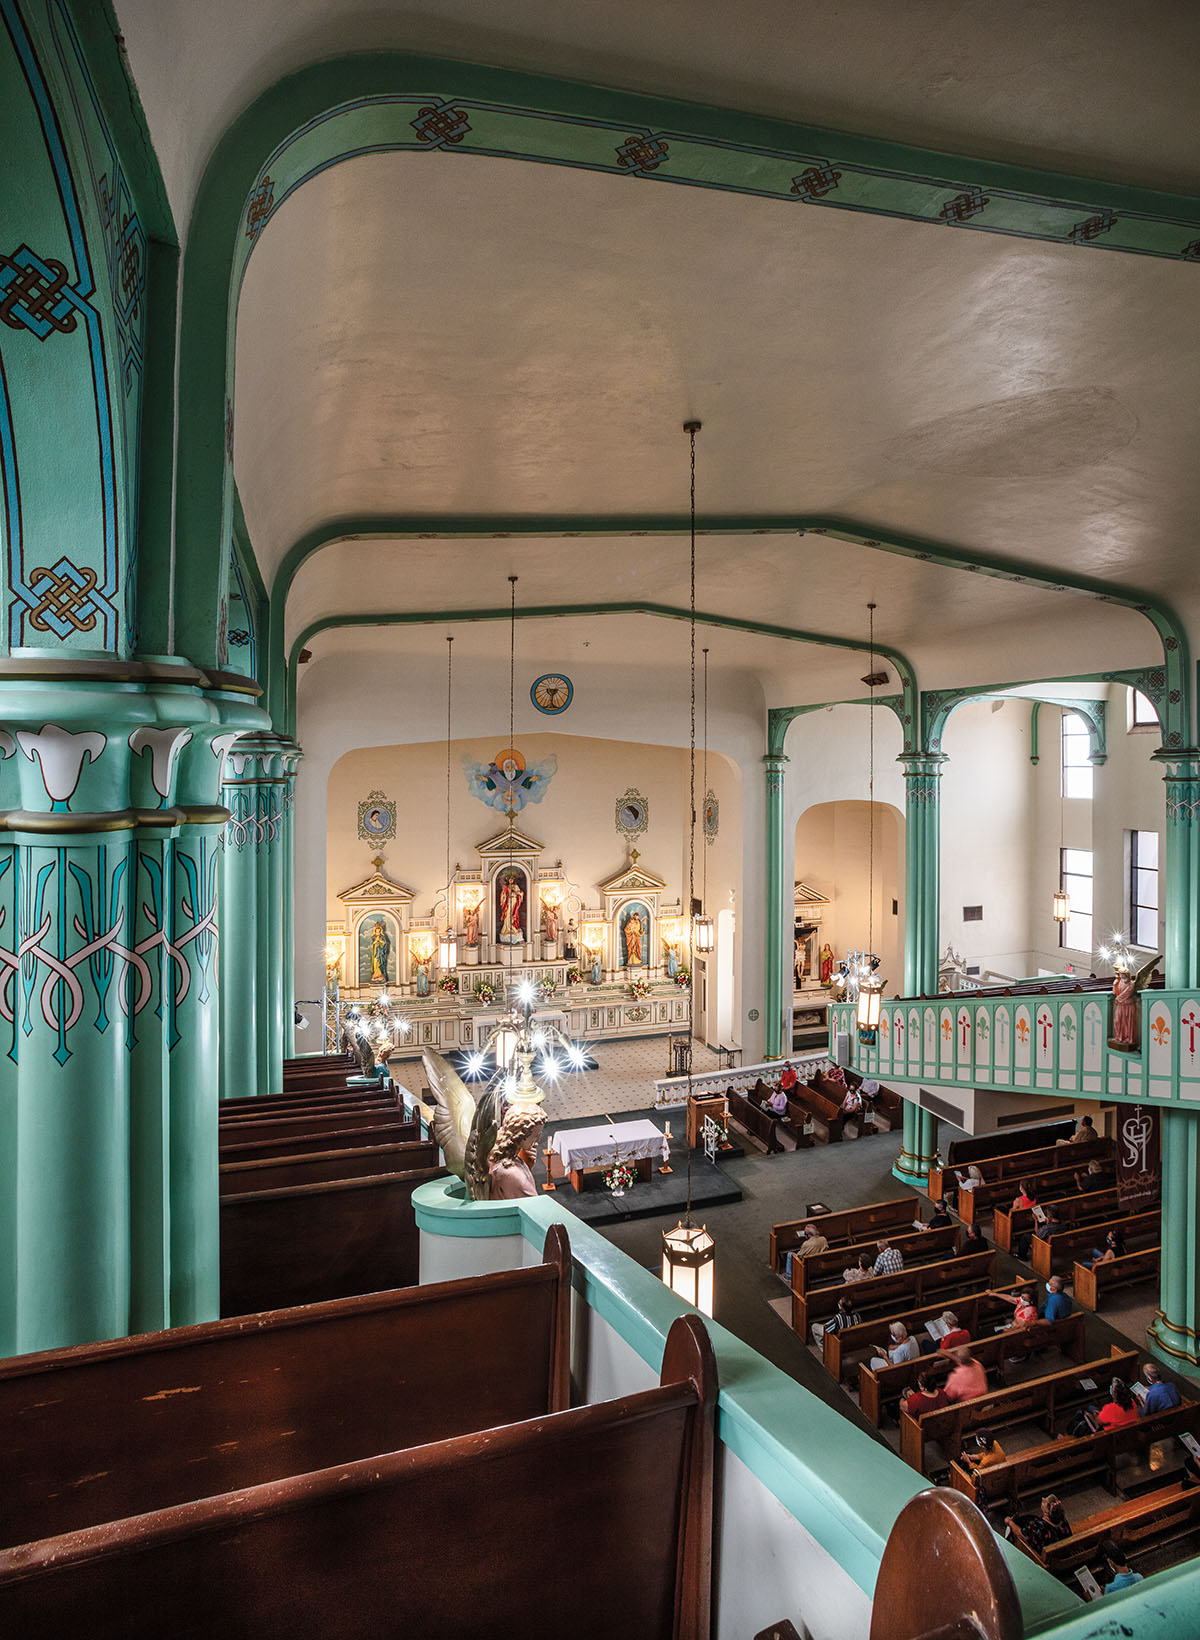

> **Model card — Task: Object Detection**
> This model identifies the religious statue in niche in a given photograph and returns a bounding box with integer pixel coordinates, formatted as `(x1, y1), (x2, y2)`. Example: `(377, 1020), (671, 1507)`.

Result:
(465, 746), (557, 816)
(620, 903), (649, 967)
(664, 936), (680, 978)
(564, 918), (578, 960)
(462, 896), (481, 948)
(497, 869), (526, 944)
(541, 895), (560, 944)
(412, 940), (435, 996)
(357, 916), (394, 986)
(819, 941), (834, 986)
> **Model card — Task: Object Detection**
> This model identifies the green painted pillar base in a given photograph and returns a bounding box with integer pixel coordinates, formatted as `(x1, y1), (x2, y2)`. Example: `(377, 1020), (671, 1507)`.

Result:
(1147, 1106), (1200, 1367)
(892, 1103), (938, 1186)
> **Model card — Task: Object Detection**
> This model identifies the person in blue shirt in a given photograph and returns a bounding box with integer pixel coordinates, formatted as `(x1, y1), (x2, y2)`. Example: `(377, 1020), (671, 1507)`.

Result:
(1098, 1541), (1144, 1594)
(1042, 1274), (1072, 1323)
(1138, 1361), (1182, 1417)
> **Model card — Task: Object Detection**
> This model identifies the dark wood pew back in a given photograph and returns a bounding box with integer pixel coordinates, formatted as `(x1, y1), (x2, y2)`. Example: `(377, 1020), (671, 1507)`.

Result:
(217, 1118), (418, 1161)
(793, 1250), (996, 1337)
(220, 1165), (446, 1315)
(857, 1312), (1088, 1426)
(950, 1400), (1200, 1512)
(217, 1105), (404, 1148)
(796, 1076), (845, 1140)
(219, 1138), (438, 1195)
(0, 1314), (717, 1640)
(1073, 1246), (1161, 1309)
(1030, 1208), (1160, 1278)
(725, 1087), (783, 1152)
(900, 1347), (1138, 1475)
(0, 1227), (571, 1548)
(811, 1070), (879, 1135)
(790, 1224), (960, 1298)
(930, 1136), (1110, 1204)
(943, 1120), (1077, 1168)
(220, 1086), (387, 1114)
(769, 1196), (918, 1270)
(821, 1278), (1023, 1383)
(992, 1186), (1120, 1252)
(1040, 1482), (1200, 1577)
(958, 1159), (1115, 1225)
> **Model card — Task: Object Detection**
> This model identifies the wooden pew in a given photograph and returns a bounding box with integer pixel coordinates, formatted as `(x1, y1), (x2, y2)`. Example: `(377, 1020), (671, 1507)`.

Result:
(992, 1186), (1120, 1253)
(900, 1347), (1139, 1476)
(0, 1226), (572, 1548)
(769, 1196), (919, 1272)
(811, 1069), (881, 1136)
(218, 1101), (399, 1132)
(1073, 1246), (1161, 1310)
(957, 1160), (1115, 1227)
(950, 1400), (1200, 1513)
(0, 1313), (717, 1640)
(220, 1085), (388, 1113)
(1039, 1482), (1200, 1579)
(725, 1087), (783, 1152)
(942, 1120), (1078, 1168)
(219, 1137), (439, 1196)
(823, 1282), (1027, 1384)
(1030, 1208), (1160, 1279)
(790, 1223), (960, 1298)
(794, 1249), (996, 1338)
(930, 1136), (1111, 1205)
(217, 1105), (406, 1149)
(858, 1312), (1088, 1427)
(282, 1052), (353, 1084)
(796, 1076), (845, 1141)
(218, 1118), (419, 1162)
(220, 1164), (446, 1315)
(870, 1487), (1021, 1640)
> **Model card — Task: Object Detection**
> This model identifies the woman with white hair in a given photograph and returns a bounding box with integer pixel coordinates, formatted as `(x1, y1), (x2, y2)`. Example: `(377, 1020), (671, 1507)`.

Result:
(870, 1321), (920, 1369)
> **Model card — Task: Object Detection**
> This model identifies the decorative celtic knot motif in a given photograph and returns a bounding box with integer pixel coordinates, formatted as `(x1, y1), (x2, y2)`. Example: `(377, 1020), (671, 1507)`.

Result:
(412, 104), (472, 145)
(616, 134), (670, 174)
(245, 175), (275, 241)
(0, 244), (88, 339)
(227, 629), (250, 645)
(27, 560), (100, 636)
(1181, 241), (1200, 261)
(1068, 211), (1117, 245)
(790, 165), (842, 200)
(939, 187), (989, 224)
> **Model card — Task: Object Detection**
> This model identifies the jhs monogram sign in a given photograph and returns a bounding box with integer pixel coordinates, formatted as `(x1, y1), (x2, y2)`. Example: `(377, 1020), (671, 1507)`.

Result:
(1116, 1104), (1160, 1212)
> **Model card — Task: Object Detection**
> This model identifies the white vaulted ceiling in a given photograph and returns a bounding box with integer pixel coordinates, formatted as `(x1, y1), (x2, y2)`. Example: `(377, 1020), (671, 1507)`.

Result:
(114, 1), (1200, 707)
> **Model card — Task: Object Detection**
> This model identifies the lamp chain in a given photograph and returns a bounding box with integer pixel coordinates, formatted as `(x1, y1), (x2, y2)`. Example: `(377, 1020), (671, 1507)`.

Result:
(702, 646), (709, 911)
(685, 420), (700, 1224)
(507, 575), (517, 992)
(868, 601), (876, 960)
(445, 635), (453, 924)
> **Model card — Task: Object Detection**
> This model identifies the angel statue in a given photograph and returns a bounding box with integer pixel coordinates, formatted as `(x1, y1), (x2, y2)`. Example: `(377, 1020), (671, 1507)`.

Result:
(421, 1048), (504, 1201)
(340, 1017), (377, 1080)
(487, 1105), (546, 1198)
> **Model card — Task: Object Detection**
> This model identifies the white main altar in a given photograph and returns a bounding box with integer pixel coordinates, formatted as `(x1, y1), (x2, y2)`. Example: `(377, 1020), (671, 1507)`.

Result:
(323, 824), (693, 1057)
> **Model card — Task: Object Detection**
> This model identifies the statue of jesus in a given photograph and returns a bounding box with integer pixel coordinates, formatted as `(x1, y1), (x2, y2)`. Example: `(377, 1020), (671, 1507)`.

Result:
(541, 897), (560, 943)
(499, 873), (524, 943)
(624, 910), (644, 966)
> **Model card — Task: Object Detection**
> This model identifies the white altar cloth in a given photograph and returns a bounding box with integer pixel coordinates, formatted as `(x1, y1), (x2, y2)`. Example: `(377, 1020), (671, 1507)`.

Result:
(554, 1119), (668, 1171)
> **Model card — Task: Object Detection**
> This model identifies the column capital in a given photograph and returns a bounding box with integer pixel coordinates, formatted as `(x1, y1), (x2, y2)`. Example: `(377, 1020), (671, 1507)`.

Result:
(898, 751), (948, 777)
(762, 751), (788, 797)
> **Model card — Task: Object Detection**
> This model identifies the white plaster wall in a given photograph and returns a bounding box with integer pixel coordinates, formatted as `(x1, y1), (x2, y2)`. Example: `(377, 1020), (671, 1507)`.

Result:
(940, 697), (1036, 976)
(794, 800), (904, 989)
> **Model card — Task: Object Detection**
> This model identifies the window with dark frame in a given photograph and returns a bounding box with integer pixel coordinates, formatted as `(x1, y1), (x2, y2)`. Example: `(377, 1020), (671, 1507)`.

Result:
(1059, 847), (1093, 953)
(1130, 830), (1159, 949)
(1061, 712), (1093, 799)
(1130, 689), (1159, 729)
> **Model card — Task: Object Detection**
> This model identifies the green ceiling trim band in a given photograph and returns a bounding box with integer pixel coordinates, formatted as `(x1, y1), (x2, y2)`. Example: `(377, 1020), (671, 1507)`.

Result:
(178, 50), (1200, 668)
(282, 603), (919, 742)
(265, 511), (1188, 744)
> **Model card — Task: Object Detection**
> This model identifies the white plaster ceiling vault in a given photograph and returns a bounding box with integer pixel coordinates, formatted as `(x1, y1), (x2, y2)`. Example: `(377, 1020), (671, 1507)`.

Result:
(113, 3), (1200, 703)
(116, 0), (1200, 228)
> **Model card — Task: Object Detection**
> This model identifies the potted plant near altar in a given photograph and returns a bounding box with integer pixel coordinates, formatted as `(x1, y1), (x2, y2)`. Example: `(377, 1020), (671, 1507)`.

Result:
(629, 977), (651, 1001)
(473, 978), (496, 1006)
(674, 966), (691, 989)
(566, 965), (582, 986)
(437, 975), (459, 995)
(536, 975), (558, 1001)
(603, 1160), (636, 1198)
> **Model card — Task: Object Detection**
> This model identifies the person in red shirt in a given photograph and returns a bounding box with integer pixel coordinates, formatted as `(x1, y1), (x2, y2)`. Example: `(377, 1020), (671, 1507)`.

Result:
(937, 1310), (971, 1351)
(779, 1061), (798, 1094)
(944, 1347), (989, 1402)
(905, 1369), (951, 1417)
(1096, 1379), (1140, 1429)
(990, 1288), (1038, 1330)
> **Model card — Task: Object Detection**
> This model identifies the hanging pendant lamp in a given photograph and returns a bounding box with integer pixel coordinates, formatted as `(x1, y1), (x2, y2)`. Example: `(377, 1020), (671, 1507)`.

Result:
(856, 602), (883, 1040)
(693, 645), (715, 955)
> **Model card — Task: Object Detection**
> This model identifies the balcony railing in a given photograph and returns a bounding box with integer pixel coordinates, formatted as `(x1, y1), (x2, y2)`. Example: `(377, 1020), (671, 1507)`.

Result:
(830, 988), (1200, 1106)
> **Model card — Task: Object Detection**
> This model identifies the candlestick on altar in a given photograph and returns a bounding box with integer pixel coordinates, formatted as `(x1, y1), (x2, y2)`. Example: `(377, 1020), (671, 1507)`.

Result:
(719, 1110), (733, 1150)
(658, 1118), (674, 1174)
(541, 1138), (557, 1192)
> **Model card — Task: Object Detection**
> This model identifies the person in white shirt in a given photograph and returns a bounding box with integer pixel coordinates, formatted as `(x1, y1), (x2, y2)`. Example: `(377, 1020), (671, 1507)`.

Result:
(870, 1321), (919, 1368)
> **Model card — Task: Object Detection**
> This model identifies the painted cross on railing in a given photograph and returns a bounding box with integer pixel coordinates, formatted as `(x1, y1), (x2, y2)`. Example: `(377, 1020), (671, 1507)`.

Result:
(1183, 1007), (1200, 1059)
(959, 1014), (969, 1049)
(1039, 1011), (1052, 1053)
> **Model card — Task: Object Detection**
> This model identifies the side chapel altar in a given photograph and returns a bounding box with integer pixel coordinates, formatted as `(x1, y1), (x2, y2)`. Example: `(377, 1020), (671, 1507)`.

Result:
(324, 826), (694, 1057)
(551, 1118), (671, 1192)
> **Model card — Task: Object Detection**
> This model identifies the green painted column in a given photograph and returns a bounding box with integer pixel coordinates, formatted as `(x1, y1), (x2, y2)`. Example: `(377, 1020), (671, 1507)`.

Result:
(894, 753), (945, 1186)
(0, 659), (267, 1355)
(282, 759), (300, 1056)
(1148, 750), (1200, 1365)
(763, 750), (790, 1060)
(219, 735), (299, 1099)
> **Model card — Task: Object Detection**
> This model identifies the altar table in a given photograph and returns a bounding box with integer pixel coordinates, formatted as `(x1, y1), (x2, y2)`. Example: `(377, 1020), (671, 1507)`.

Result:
(552, 1119), (669, 1191)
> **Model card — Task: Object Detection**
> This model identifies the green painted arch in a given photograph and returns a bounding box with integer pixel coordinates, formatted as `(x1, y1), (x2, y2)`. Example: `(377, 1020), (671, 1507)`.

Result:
(266, 513), (1191, 750)
(283, 602), (919, 744)
(177, 50), (1200, 672)
(768, 696), (910, 759)
(924, 687), (1107, 763)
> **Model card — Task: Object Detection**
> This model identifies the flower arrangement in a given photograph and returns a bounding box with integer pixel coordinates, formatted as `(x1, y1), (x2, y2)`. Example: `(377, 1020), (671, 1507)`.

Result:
(603, 1161), (636, 1192)
(536, 975), (558, 1000)
(629, 978), (650, 1000)
(437, 975), (459, 994)
(566, 966), (582, 986)
(473, 979), (497, 1005)
(674, 966), (691, 988)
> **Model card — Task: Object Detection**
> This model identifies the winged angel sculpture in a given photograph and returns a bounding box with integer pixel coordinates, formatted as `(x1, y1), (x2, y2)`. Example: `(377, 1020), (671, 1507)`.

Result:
(422, 1049), (545, 1199)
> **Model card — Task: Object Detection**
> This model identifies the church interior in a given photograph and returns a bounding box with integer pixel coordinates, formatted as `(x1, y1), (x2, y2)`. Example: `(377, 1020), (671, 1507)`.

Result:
(4, 1), (1200, 1634)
